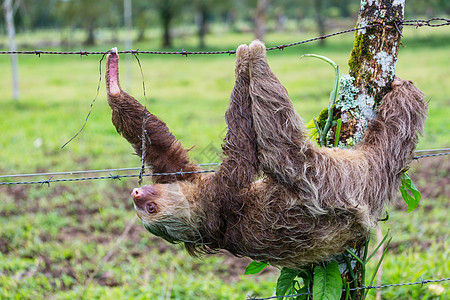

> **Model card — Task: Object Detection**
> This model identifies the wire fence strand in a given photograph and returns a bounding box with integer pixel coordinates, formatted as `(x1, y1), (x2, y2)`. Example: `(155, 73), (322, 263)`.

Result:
(414, 147), (450, 153)
(0, 150), (447, 186)
(0, 163), (221, 179)
(247, 277), (450, 300)
(413, 152), (450, 159)
(0, 169), (217, 186)
(0, 18), (448, 57)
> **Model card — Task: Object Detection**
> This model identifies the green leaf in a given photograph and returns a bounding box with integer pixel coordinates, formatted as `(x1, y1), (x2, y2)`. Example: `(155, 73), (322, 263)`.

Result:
(306, 118), (319, 141)
(399, 172), (421, 212)
(366, 230), (390, 262)
(244, 261), (269, 275)
(300, 54), (338, 70)
(276, 267), (300, 296)
(296, 286), (310, 300)
(365, 237), (392, 298)
(300, 54), (339, 147)
(313, 261), (343, 300)
(334, 118), (342, 148)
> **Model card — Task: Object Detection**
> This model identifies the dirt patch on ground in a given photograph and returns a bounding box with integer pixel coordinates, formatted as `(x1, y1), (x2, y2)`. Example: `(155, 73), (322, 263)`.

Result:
(0, 155), (448, 285)
(409, 155), (449, 198)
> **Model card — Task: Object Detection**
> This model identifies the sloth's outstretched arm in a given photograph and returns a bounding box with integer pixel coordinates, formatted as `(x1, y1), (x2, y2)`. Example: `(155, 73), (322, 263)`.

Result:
(105, 51), (199, 183)
(248, 41), (309, 186)
(212, 44), (258, 191)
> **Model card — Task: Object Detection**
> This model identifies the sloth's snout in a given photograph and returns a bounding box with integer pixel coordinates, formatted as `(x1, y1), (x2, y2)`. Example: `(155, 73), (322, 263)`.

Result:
(131, 188), (144, 200)
(131, 185), (158, 207)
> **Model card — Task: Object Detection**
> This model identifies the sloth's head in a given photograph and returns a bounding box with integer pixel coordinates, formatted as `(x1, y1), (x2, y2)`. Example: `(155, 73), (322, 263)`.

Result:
(131, 183), (202, 244)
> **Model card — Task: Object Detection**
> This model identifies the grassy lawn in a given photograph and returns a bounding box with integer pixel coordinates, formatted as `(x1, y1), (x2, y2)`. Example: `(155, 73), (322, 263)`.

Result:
(0, 26), (449, 299)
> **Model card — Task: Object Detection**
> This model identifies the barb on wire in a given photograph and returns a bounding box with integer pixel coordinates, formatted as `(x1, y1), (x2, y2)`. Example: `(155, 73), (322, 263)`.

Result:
(39, 176), (53, 187)
(0, 18), (448, 57)
(248, 278), (450, 300)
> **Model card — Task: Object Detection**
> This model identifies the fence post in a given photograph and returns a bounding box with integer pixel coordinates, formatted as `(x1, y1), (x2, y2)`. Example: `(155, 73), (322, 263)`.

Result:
(123, 0), (132, 90)
(3, 0), (19, 100)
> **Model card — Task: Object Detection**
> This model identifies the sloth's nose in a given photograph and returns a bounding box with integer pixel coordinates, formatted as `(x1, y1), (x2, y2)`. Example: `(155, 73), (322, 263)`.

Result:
(131, 185), (158, 207)
(131, 188), (144, 200)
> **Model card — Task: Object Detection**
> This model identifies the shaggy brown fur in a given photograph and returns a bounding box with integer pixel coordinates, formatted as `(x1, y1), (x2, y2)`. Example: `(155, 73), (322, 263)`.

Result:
(105, 53), (199, 183)
(106, 41), (427, 268)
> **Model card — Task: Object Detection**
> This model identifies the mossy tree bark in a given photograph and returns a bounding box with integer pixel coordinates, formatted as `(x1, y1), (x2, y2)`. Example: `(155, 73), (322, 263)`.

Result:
(332, 0), (405, 148)
(328, 1), (405, 299)
(350, 0), (404, 102)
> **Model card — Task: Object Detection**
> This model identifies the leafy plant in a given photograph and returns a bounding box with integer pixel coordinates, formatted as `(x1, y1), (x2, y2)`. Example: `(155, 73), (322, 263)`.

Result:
(313, 261), (342, 300)
(334, 118), (342, 147)
(244, 261), (270, 275)
(399, 172), (421, 212)
(275, 266), (312, 300)
(300, 54), (339, 147)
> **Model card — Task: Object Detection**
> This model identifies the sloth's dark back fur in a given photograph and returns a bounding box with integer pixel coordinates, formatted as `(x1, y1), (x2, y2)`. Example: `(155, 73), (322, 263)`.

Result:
(106, 41), (427, 268)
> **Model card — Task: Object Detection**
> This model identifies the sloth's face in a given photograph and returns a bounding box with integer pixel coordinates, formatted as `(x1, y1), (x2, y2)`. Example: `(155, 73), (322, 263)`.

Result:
(131, 183), (201, 244)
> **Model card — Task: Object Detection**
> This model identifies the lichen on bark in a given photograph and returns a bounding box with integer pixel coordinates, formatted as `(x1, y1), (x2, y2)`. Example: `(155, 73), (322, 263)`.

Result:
(331, 0), (405, 148)
(328, 2), (405, 298)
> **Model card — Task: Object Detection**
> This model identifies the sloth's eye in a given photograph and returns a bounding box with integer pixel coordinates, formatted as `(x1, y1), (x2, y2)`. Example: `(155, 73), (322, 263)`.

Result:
(146, 202), (156, 214)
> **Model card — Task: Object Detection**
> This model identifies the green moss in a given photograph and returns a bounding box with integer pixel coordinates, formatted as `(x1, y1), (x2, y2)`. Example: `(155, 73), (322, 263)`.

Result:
(316, 106), (329, 127)
(348, 27), (377, 76)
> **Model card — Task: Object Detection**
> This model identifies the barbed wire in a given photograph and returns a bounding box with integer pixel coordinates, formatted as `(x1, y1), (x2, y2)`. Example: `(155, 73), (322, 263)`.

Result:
(0, 169), (217, 186)
(414, 147), (450, 153)
(0, 163), (221, 179)
(247, 277), (450, 300)
(413, 152), (450, 159)
(0, 150), (448, 186)
(0, 18), (448, 57)
(0, 147), (445, 180)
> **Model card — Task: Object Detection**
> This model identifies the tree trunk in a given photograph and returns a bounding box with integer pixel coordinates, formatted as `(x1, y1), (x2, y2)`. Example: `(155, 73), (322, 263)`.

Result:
(313, 0), (326, 46)
(137, 28), (145, 42)
(160, 2), (173, 48)
(124, 0), (132, 48)
(3, 0), (19, 100)
(197, 5), (208, 49)
(123, 0), (132, 90)
(332, 1), (405, 298)
(254, 0), (269, 41)
(84, 20), (95, 46)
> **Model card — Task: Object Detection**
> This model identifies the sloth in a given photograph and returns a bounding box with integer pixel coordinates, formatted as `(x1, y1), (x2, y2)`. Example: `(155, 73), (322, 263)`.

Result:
(105, 41), (427, 268)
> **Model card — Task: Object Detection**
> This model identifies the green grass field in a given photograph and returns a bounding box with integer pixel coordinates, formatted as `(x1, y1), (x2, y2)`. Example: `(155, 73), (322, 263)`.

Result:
(0, 25), (449, 299)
